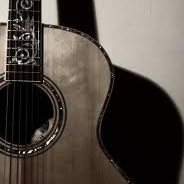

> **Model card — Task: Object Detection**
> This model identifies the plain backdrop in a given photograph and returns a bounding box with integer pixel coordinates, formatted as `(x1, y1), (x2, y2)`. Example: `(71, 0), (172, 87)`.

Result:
(0, 0), (183, 183)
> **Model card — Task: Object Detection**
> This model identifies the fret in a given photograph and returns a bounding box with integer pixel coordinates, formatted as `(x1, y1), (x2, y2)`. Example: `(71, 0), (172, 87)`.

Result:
(8, 9), (41, 14)
(8, 21), (41, 32)
(7, 46), (40, 50)
(5, 80), (42, 83)
(8, 11), (41, 22)
(6, 63), (41, 68)
(7, 49), (40, 58)
(7, 39), (40, 43)
(7, 47), (40, 49)
(9, 9), (40, 13)
(7, 31), (40, 41)
(6, 64), (40, 67)
(6, 64), (40, 73)
(7, 42), (41, 52)
(8, 33), (40, 41)
(8, 30), (40, 33)
(8, 20), (40, 23)
(6, 56), (40, 59)
(7, 57), (41, 65)
(6, 72), (42, 82)
(6, 71), (40, 74)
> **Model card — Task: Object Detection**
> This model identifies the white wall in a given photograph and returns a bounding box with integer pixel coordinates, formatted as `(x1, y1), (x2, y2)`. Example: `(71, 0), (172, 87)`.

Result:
(0, 0), (183, 183)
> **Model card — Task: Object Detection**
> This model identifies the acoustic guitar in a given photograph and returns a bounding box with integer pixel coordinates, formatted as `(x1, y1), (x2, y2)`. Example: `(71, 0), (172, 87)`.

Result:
(0, 0), (132, 183)
(57, 1), (184, 184)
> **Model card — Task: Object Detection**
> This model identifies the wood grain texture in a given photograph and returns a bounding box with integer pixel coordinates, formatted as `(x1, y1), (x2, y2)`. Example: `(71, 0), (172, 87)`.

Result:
(0, 24), (129, 184)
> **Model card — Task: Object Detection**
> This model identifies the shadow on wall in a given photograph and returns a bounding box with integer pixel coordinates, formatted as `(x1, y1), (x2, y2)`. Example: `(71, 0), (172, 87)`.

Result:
(57, 0), (183, 184)
(101, 65), (184, 184)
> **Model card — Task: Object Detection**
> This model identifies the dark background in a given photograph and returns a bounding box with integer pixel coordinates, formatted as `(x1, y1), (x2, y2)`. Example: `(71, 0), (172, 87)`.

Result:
(57, 1), (183, 184)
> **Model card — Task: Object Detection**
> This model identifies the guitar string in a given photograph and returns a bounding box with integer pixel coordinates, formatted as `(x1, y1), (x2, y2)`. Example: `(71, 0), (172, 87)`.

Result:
(39, 1), (45, 183)
(16, 76), (22, 184)
(38, 1), (45, 183)
(3, 1), (13, 183)
(8, 0), (15, 183)
(24, 61), (28, 182)
(36, 1), (41, 183)
(24, 1), (29, 181)
(31, 0), (35, 183)
(23, 81), (28, 183)
(16, 0), (23, 183)
(3, 81), (9, 184)
(9, 0), (19, 182)
(9, 72), (16, 184)
(16, 1), (23, 183)
(36, 1), (38, 183)
(3, 0), (12, 176)
(16, 1), (28, 183)
(13, 0), (21, 182)
(23, 0), (36, 183)
(24, 0), (34, 183)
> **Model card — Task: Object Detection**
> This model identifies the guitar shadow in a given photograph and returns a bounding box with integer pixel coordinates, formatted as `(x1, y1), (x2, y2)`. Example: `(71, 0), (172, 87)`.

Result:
(57, 0), (183, 183)
(101, 65), (184, 184)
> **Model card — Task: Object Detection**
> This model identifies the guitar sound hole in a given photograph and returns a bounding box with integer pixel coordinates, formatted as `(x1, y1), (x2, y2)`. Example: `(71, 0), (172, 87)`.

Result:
(0, 83), (54, 146)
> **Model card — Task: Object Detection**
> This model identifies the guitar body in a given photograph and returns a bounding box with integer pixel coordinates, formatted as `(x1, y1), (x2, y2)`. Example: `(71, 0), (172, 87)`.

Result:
(0, 23), (129, 184)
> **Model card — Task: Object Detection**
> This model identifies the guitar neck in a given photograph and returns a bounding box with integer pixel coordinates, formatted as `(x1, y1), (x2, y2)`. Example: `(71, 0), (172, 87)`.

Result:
(6, 0), (42, 82)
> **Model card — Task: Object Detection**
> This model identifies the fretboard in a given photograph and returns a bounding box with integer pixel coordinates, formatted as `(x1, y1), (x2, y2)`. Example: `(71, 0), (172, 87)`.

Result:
(5, 0), (42, 82)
